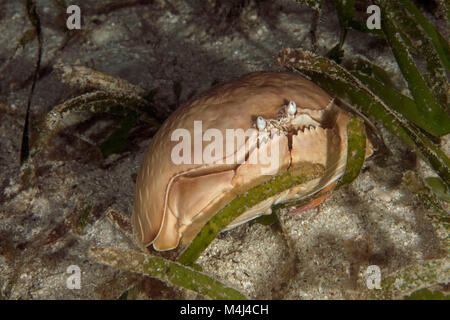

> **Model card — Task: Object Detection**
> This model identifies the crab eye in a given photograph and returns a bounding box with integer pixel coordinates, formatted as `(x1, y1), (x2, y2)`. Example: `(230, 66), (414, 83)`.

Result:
(256, 116), (266, 130)
(287, 101), (297, 115)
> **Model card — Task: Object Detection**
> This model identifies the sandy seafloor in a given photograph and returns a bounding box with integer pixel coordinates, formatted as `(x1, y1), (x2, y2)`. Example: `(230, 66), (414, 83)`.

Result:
(0, 0), (448, 299)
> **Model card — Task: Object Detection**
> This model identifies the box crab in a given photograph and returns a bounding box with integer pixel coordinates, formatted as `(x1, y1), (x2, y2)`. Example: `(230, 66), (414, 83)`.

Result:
(132, 71), (372, 251)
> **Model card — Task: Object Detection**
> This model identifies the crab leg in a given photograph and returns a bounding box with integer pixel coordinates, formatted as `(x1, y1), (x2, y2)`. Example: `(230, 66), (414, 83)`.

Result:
(287, 180), (337, 216)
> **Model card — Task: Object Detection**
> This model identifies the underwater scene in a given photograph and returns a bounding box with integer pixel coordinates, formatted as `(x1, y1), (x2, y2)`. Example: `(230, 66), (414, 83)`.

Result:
(0, 0), (448, 303)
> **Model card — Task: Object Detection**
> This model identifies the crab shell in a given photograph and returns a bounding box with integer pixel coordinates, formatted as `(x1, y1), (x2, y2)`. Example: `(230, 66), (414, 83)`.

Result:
(132, 71), (369, 251)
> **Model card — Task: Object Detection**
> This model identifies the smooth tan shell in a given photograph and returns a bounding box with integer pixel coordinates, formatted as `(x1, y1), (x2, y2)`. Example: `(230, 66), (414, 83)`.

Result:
(132, 71), (345, 250)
